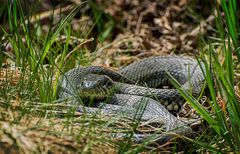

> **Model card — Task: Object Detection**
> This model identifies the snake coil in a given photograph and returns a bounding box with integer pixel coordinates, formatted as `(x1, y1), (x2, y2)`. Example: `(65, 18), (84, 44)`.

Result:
(57, 56), (205, 144)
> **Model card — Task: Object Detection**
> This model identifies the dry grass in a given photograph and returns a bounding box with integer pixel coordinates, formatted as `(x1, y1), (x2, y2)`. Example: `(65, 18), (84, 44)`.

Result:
(1, 0), (239, 153)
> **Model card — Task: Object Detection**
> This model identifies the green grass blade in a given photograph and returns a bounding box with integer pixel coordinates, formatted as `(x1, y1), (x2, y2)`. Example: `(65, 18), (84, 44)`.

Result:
(167, 72), (221, 134)
(37, 4), (85, 71)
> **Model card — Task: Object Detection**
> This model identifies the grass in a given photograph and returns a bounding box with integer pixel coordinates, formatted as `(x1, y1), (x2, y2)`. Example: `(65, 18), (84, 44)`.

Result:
(170, 0), (240, 152)
(1, 1), (114, 153)
(0, 1), (147, 153)
(0, 0), (240, 153)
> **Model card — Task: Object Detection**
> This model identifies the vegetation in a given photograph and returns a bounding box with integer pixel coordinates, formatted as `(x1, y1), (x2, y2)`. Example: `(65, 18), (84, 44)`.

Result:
(0, 0), (239, 153)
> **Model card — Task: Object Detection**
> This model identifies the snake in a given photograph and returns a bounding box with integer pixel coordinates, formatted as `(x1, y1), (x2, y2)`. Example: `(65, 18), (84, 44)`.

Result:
(57, 56), (205, 144)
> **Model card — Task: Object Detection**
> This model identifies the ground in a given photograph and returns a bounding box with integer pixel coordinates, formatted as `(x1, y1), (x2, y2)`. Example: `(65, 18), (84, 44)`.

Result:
(0, 0), (240, 153)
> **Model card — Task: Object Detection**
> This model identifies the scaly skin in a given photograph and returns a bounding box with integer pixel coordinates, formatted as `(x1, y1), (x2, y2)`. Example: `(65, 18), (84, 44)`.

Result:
(57, 56), (205, 144)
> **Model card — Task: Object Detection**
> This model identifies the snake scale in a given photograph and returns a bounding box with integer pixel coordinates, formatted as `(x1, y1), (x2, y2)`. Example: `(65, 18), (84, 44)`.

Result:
(57, 56), (205, 144)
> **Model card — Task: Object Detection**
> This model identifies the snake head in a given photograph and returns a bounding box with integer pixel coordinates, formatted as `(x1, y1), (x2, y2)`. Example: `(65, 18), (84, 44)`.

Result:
(77, 74), (115, 99)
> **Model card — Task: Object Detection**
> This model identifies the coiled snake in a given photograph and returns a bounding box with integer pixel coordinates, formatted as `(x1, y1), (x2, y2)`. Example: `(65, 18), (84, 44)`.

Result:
(57, 56), (205, 144)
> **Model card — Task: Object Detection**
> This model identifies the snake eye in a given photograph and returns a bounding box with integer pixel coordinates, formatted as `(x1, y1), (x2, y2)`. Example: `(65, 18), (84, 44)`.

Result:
(77, 74), (98, 90)
(77, 74), (114, 99)
(79, 74), (113, 89)
(83, 80), (97, 89)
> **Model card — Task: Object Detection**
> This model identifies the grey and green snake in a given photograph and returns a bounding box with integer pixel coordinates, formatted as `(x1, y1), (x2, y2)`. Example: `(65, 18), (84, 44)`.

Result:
(57, 56), (205, 144)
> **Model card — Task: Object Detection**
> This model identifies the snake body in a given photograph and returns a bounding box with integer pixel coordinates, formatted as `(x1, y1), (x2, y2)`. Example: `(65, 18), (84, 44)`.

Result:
(57, 56), (205, 143)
